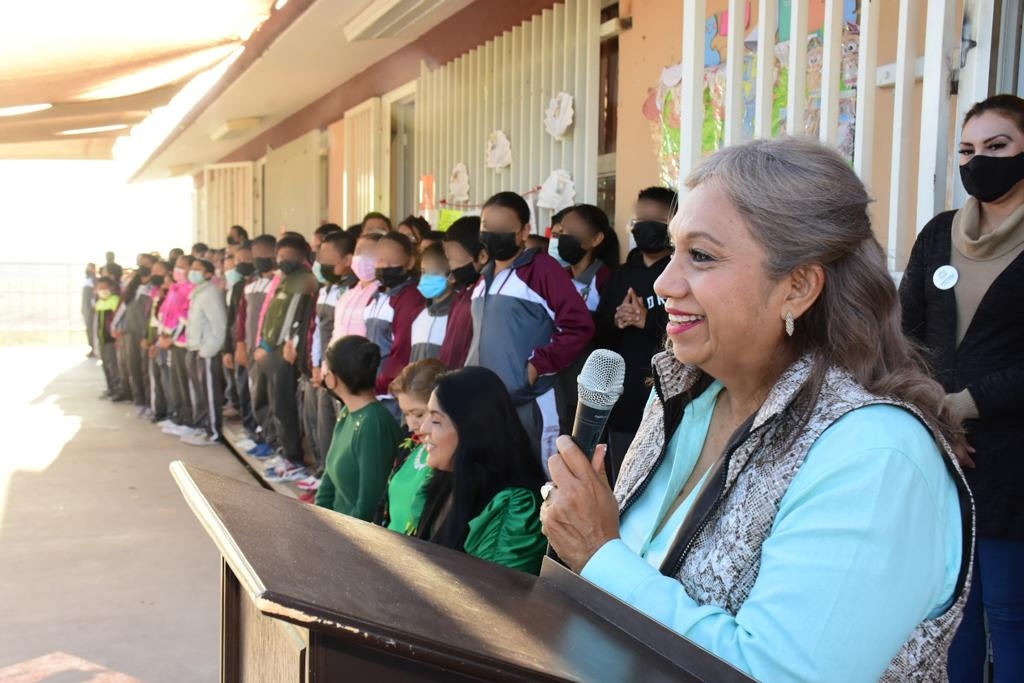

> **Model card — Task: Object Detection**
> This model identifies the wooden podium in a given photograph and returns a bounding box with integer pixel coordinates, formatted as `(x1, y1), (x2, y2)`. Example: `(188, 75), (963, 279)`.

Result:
(171, 462), (753, 682)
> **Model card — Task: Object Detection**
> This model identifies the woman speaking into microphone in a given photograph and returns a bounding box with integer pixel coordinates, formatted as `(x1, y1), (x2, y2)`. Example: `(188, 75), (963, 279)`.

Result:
(540, 137), (974, 682)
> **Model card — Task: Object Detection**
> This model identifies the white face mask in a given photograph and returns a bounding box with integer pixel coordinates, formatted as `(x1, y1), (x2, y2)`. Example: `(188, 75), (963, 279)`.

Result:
(547, 237), (569, 267)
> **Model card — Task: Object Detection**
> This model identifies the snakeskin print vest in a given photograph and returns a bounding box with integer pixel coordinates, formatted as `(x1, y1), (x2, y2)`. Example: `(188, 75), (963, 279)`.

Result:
(614, 352), (974, 681)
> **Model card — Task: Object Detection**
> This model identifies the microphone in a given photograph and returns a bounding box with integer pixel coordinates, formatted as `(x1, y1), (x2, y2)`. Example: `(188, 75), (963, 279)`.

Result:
(572, 349), (626, 459)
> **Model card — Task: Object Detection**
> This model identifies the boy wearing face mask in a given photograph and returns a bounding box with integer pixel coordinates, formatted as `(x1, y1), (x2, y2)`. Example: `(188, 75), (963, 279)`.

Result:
(331, 233), (382, 343)
(298, 230), (358, 489)
(469, 191), (594, 469)
(409, 243), (453, 362)
(182, 259), (228, 446)
(594, 186), (677, 483)
(235, 235), (278, 456)
(122, 254), (158, 417)
(222, 243), (255, 423)
(157, 256), (197, 435)
(94, 277), (123, 399)
(363, 232), (426, 416)
(440, 216), (487, 369)
(144, 260), (173, 423)
(256, 234), (319, 482)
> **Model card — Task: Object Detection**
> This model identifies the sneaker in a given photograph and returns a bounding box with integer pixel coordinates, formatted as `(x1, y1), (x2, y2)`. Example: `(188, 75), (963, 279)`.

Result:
(99, 392), (112, 400)
(156, 419), (175, 429)
(111, 394), (131, 403)
(133, 405), (148, 418)
(236, 438), (257, 451)
(162, 423), (192, 436)
(266, 464), (307, 482)
(247, 443), (275, 458)
(295, 475), (321, 491)
(262, 456), (287, 477)
(182, 432), (220, 447)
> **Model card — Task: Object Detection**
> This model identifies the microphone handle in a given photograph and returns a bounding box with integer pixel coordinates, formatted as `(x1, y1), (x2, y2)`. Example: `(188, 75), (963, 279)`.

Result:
(571, 402), (614, 460)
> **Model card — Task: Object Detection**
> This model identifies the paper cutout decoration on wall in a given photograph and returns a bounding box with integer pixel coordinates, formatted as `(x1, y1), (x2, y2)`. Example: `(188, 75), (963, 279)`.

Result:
(485, 130), (513, 170)
(705, 16), (721, 67)
(544, 92), (575, 140)
(720, 2), (751, 36)
(536, 169), (575, 212)
(448, 162), (470, 203)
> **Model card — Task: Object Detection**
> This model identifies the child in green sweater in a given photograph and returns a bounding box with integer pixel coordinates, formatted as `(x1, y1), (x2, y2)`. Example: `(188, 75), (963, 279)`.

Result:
(315, 335), (402, 519)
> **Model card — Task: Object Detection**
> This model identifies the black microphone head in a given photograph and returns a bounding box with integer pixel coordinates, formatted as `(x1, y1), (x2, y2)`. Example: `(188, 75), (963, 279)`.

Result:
(577, 349), (626, 409)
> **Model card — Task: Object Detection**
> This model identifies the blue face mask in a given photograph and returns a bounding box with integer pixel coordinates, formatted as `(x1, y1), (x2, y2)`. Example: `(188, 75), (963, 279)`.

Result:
(312, 261), (326, 284)
(187, 270), (206, 285)
(225, 268), (243, 287)
(548, 237), (570, 267)
(417, 273), (449, 300)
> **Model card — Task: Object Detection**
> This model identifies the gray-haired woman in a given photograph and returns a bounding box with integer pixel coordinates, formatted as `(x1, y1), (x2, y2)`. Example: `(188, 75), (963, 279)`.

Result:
(540, 137), (974, 682)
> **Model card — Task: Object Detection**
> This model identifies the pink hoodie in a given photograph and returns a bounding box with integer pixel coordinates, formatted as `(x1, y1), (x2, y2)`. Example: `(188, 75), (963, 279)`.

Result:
(159, 280), (195, 345)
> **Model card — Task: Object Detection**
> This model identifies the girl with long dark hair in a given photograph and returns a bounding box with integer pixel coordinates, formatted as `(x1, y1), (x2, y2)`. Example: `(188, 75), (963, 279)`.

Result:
(416, 366), (548, 574)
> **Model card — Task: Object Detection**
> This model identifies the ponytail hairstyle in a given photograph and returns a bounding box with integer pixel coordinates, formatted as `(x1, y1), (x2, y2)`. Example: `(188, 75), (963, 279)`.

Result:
(563, 203), (621, 268)
(325, 335), (381, 394)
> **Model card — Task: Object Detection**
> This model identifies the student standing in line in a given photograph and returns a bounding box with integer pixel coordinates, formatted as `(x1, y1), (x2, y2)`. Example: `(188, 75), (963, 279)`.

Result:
(83, 263), (97, 357)
(364, 232), (425, 417)
(330, 232), (381, 343)
(409, 243), (453, 362)
(94, 276), (122, 399)
(594, 186), (677, 484)
(297, 230), (358, 494)
(182, 258), (228, 446)
(235, 235), (278, 456)
(158, 255), (197, 436)
(257, 234), (319, 481)
(221, 243), (255, 420)
(439, 216), (487, 369)
(143, 259), (172, 424)
(467, 191), (594, 469)
(122, 254), (158, 418)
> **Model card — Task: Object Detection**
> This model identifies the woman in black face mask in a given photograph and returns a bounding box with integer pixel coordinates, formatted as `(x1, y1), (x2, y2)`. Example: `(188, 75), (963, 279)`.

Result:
(364, 232), (426, 420)
(900, 94), (1024, 682)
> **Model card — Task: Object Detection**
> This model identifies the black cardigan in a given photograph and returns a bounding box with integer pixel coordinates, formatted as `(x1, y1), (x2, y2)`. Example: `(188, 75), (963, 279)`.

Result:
(900, 210), (1024, 539)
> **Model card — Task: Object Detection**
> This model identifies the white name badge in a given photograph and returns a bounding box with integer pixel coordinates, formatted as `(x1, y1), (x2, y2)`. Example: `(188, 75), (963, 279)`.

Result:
(933, 265), (959, 290)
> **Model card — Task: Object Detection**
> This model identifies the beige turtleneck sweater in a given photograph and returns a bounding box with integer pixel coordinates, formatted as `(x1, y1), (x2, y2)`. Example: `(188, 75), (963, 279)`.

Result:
(950, 196), (1024, 344)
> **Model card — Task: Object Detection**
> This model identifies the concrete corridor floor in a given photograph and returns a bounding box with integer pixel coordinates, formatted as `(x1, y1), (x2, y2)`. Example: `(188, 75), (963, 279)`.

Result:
(0, 346), (260, 682)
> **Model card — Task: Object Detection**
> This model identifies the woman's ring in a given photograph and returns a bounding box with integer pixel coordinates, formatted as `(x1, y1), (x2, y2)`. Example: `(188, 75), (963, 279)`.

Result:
(540, 482), (556, 501)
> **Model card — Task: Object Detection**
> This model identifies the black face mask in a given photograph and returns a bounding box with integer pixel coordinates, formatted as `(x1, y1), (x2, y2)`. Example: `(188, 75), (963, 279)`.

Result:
(136, 265), (152, 278)
(480, 231), (521, 262)
(235, 262), (256, 278)
(321, 265), (343, 284)
(556, 234), (588, 266)
(376, 266), (407, 289)
(254, 256), (275, 274)
(450, 262), (479, 289)
(149, 274), (165, 287)
(960, 152), (1024, 203)
(631, 220), (670, 254)
(277, 260), (302, 276)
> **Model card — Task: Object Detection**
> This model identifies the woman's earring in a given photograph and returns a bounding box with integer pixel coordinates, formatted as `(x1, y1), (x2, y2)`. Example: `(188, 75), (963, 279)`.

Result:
(785, 311), (795, 337)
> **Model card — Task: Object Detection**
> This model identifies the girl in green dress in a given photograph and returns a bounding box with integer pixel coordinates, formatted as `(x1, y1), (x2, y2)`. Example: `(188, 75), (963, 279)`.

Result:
(382, 358), (448, 534)
(417, 366), (548, 574)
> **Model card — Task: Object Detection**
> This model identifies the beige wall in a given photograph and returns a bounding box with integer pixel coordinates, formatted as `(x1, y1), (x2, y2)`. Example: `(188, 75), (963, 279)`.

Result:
(264, 129), (325, 238)
(326, 119), (345, 226)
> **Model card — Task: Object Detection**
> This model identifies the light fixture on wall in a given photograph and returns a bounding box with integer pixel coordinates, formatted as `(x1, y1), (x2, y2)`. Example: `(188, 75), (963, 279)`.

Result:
(210, 117), (263, 141)
(343, 0), (449, 42)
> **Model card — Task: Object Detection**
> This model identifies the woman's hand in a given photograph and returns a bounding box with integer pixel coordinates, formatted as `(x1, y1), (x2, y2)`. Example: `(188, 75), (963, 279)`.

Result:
(540, 435), (621, 573)
(950, 431), (977, 469)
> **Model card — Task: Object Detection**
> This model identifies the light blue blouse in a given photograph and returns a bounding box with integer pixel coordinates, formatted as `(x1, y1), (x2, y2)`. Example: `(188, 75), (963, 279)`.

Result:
(582, 400), (963, 683)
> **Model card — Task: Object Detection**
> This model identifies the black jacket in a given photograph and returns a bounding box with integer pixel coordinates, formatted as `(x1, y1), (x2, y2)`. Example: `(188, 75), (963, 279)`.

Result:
(595, 249), (670, 432)
(900, 210), (1024, 538)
